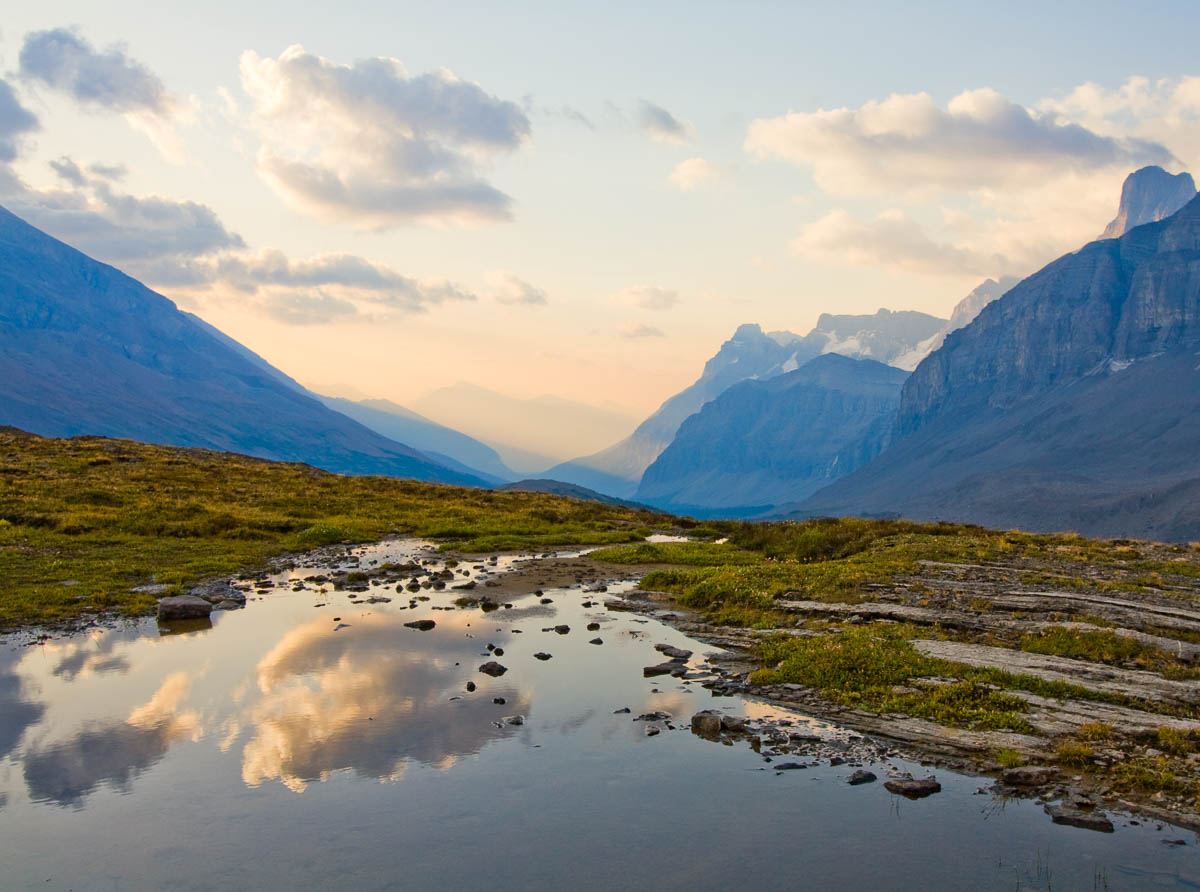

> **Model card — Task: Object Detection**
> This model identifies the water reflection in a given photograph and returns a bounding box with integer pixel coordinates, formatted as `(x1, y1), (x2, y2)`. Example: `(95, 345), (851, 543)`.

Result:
(23, 673), (200, 807)
(48, 627), (142, 681)
(240, 613), (531, 793)
(0, 649), (45, 759)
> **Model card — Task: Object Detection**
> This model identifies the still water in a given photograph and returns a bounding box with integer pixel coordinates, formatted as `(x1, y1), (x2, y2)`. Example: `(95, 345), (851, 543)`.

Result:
(1, 539), (1197, 890)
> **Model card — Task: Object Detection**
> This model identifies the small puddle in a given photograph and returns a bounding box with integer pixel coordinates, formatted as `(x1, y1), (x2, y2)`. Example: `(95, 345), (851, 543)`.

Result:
(0, 538), (1197, 889)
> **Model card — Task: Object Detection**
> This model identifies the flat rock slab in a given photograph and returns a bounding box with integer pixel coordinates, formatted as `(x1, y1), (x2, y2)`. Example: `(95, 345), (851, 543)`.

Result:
(1044, 804), (1114, 833)
(157, 595), (213, 621)
(911, 639), (1200, 706)
(1001, 766), (1059, 787)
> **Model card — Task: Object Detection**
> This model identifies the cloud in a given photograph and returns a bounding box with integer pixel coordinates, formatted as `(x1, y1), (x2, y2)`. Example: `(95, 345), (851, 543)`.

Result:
(637, 100), (692, 145)
(213, 250), (477, 317)
(261, 291), (358, 325)
(0, 78), (39, 162)
(668, 157), (719, 190)
(613, 285), (679, 310)
(239, 45), (531, 228)
(19, 27), (172, 114)
(792, 208), (1010, 278)
(619, 323), (665, 338)
(490, 272), (547, 306)
(18, 27), (185, 160)
(2, 165), (243, 267)
(746, 87), (1174, 195)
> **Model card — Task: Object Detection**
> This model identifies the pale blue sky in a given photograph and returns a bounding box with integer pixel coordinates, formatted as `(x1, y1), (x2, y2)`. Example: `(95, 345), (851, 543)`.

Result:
(2, 1), (1198, 415)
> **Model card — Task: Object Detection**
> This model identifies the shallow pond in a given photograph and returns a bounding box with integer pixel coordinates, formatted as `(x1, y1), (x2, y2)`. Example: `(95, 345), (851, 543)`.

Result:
(1, 539), (1198, 890)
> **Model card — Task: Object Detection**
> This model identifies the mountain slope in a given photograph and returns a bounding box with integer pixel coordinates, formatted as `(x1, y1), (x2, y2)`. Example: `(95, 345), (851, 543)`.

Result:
(317, 396), (515, 483)
(0, 204), (487, 487)
(1100, 165), (1196, 239)
(636, 354), (907, 514)
(546, 311), (944, 497)
(797, 192), (1200, 540)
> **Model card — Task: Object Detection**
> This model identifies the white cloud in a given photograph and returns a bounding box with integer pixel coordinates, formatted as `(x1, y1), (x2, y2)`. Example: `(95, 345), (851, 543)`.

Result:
(619, 323), (665, 339)
(612, 285), (679, 310)
(669, 157), (719, 190)
(239, 45), (531, 228)
(18, 28), (186, 161)
(490, 272), (547, 307)
(637, 100), (692, 145)
(746, 87), (1174, 196)
(262, 291), (358, 325)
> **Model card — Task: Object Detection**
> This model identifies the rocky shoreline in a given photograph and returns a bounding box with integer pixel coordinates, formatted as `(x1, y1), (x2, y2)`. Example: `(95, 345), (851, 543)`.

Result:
(604, 581), (1200, 836)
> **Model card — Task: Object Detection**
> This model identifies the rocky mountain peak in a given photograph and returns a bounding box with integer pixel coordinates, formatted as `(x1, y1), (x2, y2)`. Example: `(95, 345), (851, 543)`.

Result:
(1100, 165), (1196, 239)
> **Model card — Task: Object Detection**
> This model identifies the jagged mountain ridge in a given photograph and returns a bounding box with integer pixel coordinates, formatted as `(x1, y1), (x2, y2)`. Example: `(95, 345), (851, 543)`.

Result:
(545, 309), (945, 496)
(0, 204), (488, 487)
(797, 191), (1200, 540)
(635, 353), (908, 515)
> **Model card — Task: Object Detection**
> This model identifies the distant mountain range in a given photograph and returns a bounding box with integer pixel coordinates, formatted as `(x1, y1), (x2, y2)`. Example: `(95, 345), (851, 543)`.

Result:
(545, 309), (947, 496)
(410, 382), (641, 474)
(797, 181), (1200, 540)
(636, 353), (908, 515)
(0, 204), (490, 487)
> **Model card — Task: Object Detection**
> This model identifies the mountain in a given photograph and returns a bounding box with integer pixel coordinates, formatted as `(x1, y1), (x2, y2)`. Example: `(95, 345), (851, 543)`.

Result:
(496, 478), (653, 511)
(0, 204), (487, 487)
(636, 354), (908, 515)
(546, 311), (944, 497)
(409, 382), (640, 474)
(892, 276), (1023, 368)
(316, 396), (515, 483)
(1100, 165), (1196, 239)
(796, 191), (1200, 541)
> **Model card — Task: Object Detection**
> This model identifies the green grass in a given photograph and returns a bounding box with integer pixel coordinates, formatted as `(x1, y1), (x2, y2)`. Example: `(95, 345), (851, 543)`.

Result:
(589, 541), (759, 566)
(1020, 628), (1200, 680)
(0, 429), (666, 628)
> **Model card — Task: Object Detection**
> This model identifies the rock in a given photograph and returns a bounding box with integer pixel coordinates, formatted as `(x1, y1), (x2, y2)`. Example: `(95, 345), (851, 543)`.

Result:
(586, 622), (601, 631)
(189, 581), (247, 604)
(654, 643), (692, 660)
(213, 599), (242, 610)
(691, 711), (723, 737)
(589, 638), (603, 645)
(775, 762), (806, 770)
(502, 715), (524, 726)
(634, 711), (671, 722)
(1044, 804), (1114, 833)
(533, 652), (552, 661)
(829, 756), (846, 767)
(847, 770), (877, 786)
(466, 681), (476, 692)
(404, 619), (436, 631)
(540, 598), (553, 604)
(884, 776), (941, 798)
(479, 661), (508, 677)
(156, 595), (213, 621)
(493, 697), (506, 705)
(613, 707), (631, 714)
(493, 647), (504, 656)
(553, 625), (570, 635)
(645, 726), (660, 737)
(644, 661), (687, 678)
(1001, 766), (1058, 787)
(133, 583), (171, 595)
(720, 716), (747, 733)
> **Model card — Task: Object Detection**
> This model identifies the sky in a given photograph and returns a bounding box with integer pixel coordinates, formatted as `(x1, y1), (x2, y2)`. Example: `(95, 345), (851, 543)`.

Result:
(2, 0), (1199, 418)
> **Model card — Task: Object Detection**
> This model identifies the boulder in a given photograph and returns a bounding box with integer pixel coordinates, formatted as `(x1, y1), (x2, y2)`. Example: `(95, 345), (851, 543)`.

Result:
(847, 770), (877, 786)
(691, 711), (723, 737)
(156, 595), (213, 621)
(479, 661), (508, 677)
(404, 619), (436, 631)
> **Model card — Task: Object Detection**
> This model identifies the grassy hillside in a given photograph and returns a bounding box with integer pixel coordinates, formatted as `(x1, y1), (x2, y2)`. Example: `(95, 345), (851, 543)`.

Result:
(0, 428), (665, 628)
